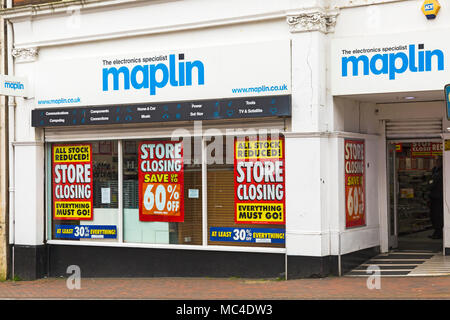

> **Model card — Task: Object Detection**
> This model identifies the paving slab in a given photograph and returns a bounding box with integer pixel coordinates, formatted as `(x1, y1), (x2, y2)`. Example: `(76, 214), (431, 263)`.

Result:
(0, 276), (448, 300)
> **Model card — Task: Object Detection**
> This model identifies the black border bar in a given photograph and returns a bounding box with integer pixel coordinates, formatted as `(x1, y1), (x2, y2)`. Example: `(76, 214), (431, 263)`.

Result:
(32, 95), (291, 127)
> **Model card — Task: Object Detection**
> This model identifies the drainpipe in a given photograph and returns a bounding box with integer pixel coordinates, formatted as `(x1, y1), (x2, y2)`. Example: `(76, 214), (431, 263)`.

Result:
(5, 0), (15, 279)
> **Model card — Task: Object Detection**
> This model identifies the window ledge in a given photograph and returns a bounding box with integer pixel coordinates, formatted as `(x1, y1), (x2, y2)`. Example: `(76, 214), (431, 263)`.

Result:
(46, 239), (286, 254)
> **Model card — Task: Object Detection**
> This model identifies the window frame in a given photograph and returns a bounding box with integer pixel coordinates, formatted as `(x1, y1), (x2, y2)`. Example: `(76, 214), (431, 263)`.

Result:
(45, 134), (286, 254)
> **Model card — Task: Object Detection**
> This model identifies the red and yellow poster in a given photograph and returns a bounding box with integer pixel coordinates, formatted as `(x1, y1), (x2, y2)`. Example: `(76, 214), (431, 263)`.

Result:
(432, 142), (443, 155)
(52, 144), (93, 220)
(138, 141), (184, 222)
(411, 142), (442, 157)
(344, 139), (365, 228)
(234, 137), (285, 225)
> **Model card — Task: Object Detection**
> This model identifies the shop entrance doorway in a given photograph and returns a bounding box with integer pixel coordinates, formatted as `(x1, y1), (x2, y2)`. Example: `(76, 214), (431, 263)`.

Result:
(387, 140), (443, 253)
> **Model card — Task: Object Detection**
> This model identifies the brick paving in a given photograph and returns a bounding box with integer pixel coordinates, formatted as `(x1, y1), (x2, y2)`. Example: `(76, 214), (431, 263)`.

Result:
(0, 276), (448, 299)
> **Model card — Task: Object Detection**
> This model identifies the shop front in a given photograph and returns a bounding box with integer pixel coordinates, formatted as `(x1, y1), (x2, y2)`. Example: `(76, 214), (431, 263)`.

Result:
(331, 20), (450, 258)
(17, 37), (293, 279)
(10, 0), (450, 281)
(7, 0), (376, 279)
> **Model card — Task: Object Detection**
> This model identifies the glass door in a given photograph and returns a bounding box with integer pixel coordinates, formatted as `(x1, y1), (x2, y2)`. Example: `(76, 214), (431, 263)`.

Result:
(387, 139), (443, 251)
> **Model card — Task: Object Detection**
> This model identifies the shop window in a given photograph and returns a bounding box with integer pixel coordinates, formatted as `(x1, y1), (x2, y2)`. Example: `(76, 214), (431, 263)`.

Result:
(49, 141), (119, 242)
(122, 138), (202, 245)
(206, 134), (286, 248)
(48, 134), (286, 250)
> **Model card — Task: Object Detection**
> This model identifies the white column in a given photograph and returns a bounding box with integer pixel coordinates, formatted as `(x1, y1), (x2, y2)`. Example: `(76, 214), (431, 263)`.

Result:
(285, 134), (333, 257)
(288, 9), (337, 133)
(285, 9), (338, 262)
(11, 47), (45, 247)
(13, 142), (45, 246)
(290, 31), (328, 133)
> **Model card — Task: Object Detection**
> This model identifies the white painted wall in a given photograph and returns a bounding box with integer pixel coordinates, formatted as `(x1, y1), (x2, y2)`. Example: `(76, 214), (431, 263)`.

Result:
(334, 0), (450, 38)
(290, 31), (328, 133)
(285, 131), (380, 257)
(285, 135), (325, 256)
(13, 144), (44, 246)
(339, 135), (380, 254)
(376, 101), (445, 121)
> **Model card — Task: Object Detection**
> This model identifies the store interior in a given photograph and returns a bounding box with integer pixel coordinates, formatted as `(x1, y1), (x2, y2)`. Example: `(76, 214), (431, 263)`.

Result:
(391, 142), (443, 252)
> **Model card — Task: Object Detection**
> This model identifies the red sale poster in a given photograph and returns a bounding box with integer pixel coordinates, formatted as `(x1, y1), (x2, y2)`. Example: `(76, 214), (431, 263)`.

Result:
(234, 136), (286, 225)
(344, 139), (366, 228)
(138, 140), (184, 222)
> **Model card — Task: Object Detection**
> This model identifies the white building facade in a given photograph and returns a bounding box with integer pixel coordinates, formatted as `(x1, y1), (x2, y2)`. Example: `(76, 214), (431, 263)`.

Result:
(2, 0), (449, 280)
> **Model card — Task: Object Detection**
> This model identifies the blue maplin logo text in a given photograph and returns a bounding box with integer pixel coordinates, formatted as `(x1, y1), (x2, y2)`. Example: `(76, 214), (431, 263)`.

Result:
(102, 54), (205, 95)
(4, 81), (24, 90)
(341, 44), (444, 80)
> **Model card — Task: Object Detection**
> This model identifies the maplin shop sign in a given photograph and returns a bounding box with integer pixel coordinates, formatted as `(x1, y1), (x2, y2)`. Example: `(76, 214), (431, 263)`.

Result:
(102, 54), (205, 96)
(0, 75), (29, 97)
(331, 30), (449, 95)
(341, 44), (444, 80)
(34, 40), (292, 107)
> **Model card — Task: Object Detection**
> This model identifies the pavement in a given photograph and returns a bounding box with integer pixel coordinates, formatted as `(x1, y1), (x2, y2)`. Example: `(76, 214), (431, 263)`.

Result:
(0, 275), (449, 300)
